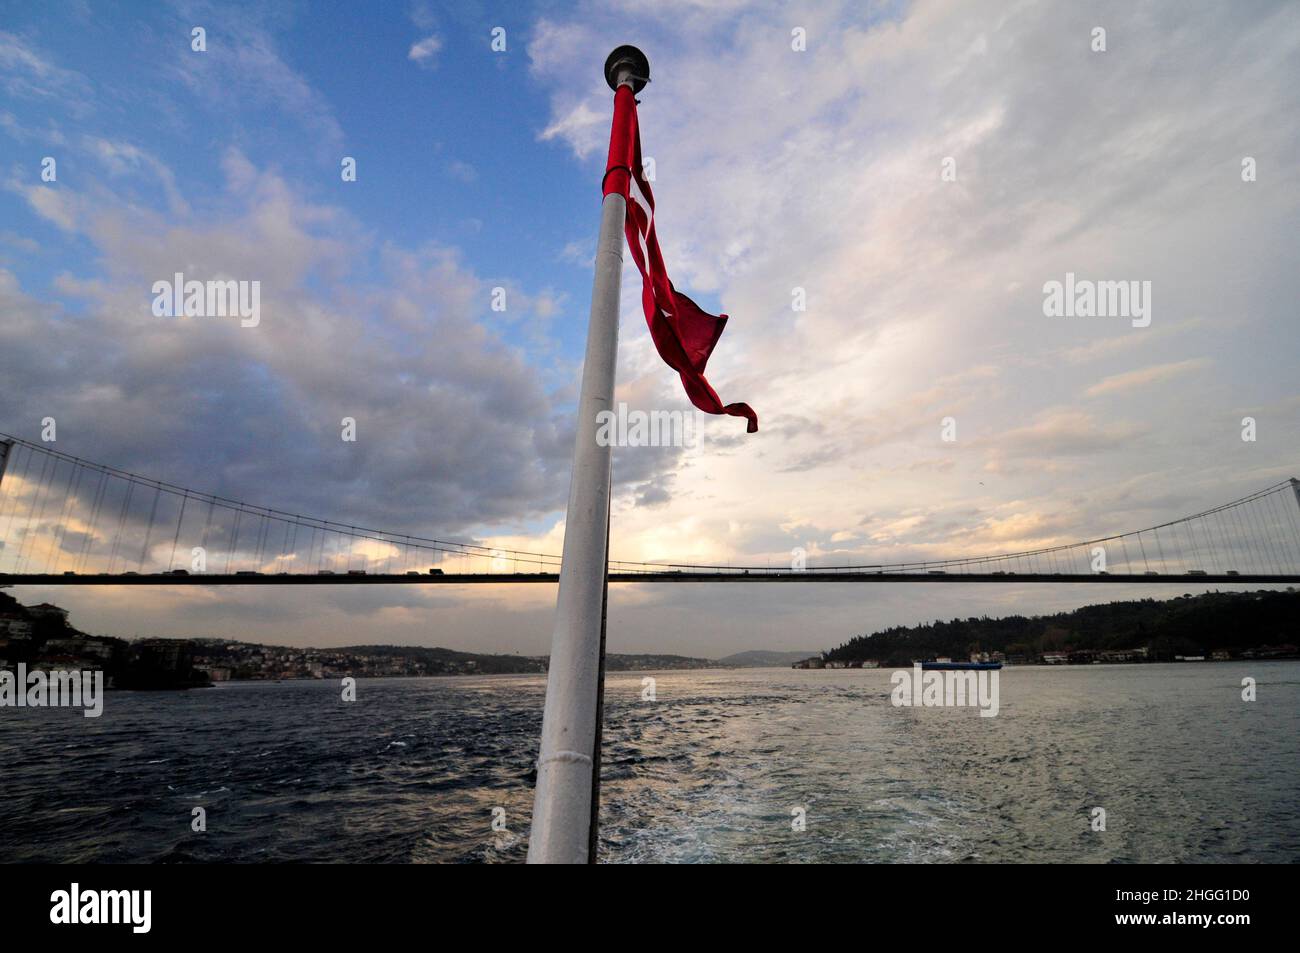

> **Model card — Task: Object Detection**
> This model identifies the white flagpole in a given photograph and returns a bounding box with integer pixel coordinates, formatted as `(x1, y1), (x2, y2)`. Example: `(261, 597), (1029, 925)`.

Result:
(527, 46), (649, 865)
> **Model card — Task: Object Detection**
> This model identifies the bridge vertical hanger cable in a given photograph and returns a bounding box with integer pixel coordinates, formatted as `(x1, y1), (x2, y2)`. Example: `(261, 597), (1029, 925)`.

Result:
(1209, 509), (1232, 573)
(1266, 493), (1285, 569)
(17, 453), (45, 571)
(15, 455), (46, 571)
(1268, 491), (1295, 572)
(226, 508), (240, 573)
(198, 497), (216, 569)
(1284, 494), (1294, 569)
(1255, 495), (1279, 574)
(1225, 506), (1243, 570)
(286, 521), (299, 573)
(1226, 503), (1247, 572)
(257, 513), (271, 570)
(1152, 527), (1168, 573)
(1251, 498), (1272, 573)
(251, 513), (264, 570)
(1197, 512), (1217, 573)
(1243, 502), (1261, 573)
(1257, 493), (1279, 571)
(77, 469), (109, 573)
(139, 484), (162, 572)
(1210, 510), (1229, 571)
(8, 448), (39, 571)
(1274, 486), (1294, 569)
(278, 520), (291, 574)
(48, 461), (82, 572)
(270, 513), (283, 567)
(33, 459), (69, 573)
(1280, 491), (1300, 570)
(1215, 509), (1231, 571)
(1245, 496), (1268, 573)
(250, 512), (262, 570)
(107, 478), (133, 575)
(15, 453), (51, 570)
(245, 509), (258, 569)
(169, 491), (189, 572)
(1263, 493), (1286, 569)
(267, 518), (277, 573)
(1265, 493), (1283, 570)
(1244, 498), (1274, 574)
(1181, 519), (1198, 571)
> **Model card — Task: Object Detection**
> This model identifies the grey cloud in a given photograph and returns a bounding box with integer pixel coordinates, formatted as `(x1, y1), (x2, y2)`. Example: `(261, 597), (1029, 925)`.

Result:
(0, 157), (577, 549)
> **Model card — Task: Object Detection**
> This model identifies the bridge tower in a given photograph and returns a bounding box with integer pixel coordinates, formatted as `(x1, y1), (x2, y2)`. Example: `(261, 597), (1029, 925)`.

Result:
(0, 439), (12, 494)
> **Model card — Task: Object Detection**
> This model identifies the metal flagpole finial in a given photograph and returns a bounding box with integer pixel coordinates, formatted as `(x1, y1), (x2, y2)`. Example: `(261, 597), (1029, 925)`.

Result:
(604, 45), (649, 92)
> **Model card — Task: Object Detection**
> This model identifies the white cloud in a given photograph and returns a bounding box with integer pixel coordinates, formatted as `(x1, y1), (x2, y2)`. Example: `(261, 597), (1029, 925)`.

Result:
(409, 35), (442, 67)
(8, 181), (79, 232)
(0, 29), (93, 107)
(82, 136), (190, 216)
(538, 100), (606, 158)
(169, 13), (344, 148)
(519, 0), (1300, 650)
(0, 150), (587, 542)
(1085, 359), (1211, 398)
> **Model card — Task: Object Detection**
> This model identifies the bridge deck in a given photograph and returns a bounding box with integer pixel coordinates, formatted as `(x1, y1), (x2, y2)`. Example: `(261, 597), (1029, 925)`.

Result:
(3, 572), (1295, 585)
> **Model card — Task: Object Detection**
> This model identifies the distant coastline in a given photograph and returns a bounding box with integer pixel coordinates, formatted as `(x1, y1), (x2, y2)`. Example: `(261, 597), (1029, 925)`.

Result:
(8, 586), (1296, 689)
(0, 590), (819, 688)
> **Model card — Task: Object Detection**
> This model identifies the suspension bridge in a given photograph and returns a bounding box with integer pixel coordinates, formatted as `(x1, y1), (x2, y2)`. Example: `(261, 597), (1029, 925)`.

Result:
(1, 433), (1299, 586)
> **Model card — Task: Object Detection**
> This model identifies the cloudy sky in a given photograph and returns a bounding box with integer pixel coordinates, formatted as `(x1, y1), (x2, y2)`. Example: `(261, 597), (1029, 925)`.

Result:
(1, 0), (1297, 656)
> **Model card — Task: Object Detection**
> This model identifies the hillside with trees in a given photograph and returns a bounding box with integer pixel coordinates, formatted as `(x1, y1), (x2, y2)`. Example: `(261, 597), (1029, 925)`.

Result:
(824, 589), (1299, 666)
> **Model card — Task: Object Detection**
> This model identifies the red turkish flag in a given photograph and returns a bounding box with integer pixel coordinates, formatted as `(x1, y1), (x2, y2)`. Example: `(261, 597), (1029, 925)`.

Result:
(603, 85), (758, 433)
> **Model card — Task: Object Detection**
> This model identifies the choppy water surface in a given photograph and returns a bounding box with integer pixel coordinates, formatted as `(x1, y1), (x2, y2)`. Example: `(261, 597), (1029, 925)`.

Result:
(1, 663), (1296, 863)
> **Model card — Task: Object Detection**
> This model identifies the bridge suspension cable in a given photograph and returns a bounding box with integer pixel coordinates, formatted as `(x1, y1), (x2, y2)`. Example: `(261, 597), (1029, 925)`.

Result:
(0, 432), (1298, 580)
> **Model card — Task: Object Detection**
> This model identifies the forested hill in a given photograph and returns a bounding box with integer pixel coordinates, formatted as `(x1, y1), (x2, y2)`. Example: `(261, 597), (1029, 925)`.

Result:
(825, 589), (1298, 666)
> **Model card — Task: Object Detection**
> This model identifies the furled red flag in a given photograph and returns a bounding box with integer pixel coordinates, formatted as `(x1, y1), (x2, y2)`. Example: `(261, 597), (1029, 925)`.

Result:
(602, 84), (758, 433)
